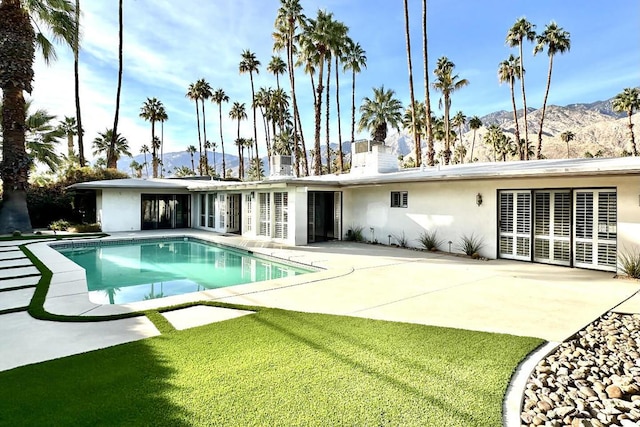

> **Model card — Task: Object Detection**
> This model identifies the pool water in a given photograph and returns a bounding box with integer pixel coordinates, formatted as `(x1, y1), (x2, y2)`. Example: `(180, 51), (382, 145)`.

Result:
(57, 239), (311, 304)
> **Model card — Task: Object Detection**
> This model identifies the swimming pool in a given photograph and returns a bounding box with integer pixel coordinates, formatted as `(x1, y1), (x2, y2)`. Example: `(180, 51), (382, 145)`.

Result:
(55, 238), (312, 304)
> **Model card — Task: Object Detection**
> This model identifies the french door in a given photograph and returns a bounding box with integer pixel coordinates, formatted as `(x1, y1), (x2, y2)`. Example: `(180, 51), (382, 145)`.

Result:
(574, 190), (617, 271)
(533, 191), (571, 266)
(498, 191), (531, 261)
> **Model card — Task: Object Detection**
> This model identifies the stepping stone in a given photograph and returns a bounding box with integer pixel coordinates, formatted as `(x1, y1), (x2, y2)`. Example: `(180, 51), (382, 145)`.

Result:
(0, 266), (40, 279)
(0, 246), (20, 252)
(0, 251), (26, 261)
(161, 306), (254, 331)
(0, 287), (35, 311)
(0, 275), (40, 291)
(0, 259), (33, 269)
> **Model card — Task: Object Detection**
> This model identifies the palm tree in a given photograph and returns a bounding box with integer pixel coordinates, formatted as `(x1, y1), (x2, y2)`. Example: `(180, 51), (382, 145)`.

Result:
(140, 144), (150, 177)
(358, 86), (403, 143)
(403, 0), (420, 167)
(186, 81), (203, 174)
(422, 0), (435, 166)
(506, 18), (536, 160)
(468, 115), (482, 162)
(267, 55), (287, 91)
(331, 24), (350, 174)
(274, 0), (308, 176)
(534, 21), (571, 159)
(0, 0), (76, 233)
(321, 17), (348, 175)
(157, 105), (168, 178)
(129, 160), (142, 178)
(58, 116), (78, 159)
(92, 129), (130, 165)
(612, 87), (640, 156)
(229, 102), (247, 179)
(483, 124), (502, 162)
(186, 145), (197, 173)
(239, 50), (261, 167)
(25, 103), (64, 172)
(432, 56), (469, 165)
(402, 101), (426, 161)
(139, 97), (165, 177)
(343, 41), (366, 166)
(498, 54), (523, 158)
(300, 9), (335, 175)
(73, 0), (84, 167)
(560, 130), (575, 158)
(452, 111), (467, 163)
(111, 0), (124, 169)
(173, 165), (195, 178)
(195, 78), (212, 173)
(212, 88), (230, 178)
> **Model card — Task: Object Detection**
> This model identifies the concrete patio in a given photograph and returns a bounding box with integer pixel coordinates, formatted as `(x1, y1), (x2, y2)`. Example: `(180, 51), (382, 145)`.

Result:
(1, 230), (639, 373)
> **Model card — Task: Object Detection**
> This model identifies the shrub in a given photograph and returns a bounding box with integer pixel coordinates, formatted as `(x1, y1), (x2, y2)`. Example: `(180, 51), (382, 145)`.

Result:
(417, 230), (443, 251)
(393, 231), (409, 248)
(12, 230), (22, 237)
(68, 223), (102, 233)
(458, 233), (485, 257)
(619, 248), (640, 279)
(49, 219), (71, 232)
(346, 225), (365, 242)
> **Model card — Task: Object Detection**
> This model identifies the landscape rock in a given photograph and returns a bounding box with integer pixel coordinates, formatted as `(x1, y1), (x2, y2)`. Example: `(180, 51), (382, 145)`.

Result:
(520, 313), (640, 426)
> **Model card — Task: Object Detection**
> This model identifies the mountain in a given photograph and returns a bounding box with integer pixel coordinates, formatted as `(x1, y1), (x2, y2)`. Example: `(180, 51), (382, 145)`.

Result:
(118, 93), (639, 176)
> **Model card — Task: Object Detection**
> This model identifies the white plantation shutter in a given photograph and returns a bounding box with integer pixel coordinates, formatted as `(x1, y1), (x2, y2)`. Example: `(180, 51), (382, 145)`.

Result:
(259, 193), (271, 237)
(574, 189), (616, 271)
(534, 191), (571, 266)
(499, 191), (531, 260)
(245, 194), (253, 232)
(274, 192), (288, 239)
(218, 193), (226, 229)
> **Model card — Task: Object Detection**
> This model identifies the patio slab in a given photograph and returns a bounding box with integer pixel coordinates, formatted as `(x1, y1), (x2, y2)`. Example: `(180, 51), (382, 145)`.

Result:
(161, 305), (254, 330)
(0, 288), (35, 311)
(0, 275), (40, 291)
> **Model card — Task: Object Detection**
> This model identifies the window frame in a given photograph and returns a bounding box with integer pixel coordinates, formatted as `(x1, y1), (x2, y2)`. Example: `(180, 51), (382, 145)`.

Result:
(390, 191), (408, 208)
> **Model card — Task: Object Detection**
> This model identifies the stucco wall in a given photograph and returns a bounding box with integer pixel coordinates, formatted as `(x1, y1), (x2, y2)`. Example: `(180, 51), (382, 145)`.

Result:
(101, 189), (142, 232)
(342, 174), (640, 261)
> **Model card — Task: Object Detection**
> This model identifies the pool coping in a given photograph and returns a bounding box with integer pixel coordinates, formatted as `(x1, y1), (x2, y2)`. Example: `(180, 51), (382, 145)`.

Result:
(27, 232), (353, 317)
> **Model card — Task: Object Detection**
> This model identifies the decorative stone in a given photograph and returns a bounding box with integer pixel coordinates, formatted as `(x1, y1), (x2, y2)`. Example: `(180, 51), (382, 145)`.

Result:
(606, 385), (624, 399)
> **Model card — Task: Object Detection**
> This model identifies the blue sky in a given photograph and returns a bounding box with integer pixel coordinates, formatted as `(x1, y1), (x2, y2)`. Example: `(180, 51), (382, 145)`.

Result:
(31, 0), (640, 161)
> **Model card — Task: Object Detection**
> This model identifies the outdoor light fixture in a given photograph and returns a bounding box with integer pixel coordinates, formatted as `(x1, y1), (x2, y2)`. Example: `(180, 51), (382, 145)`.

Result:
(250, 191), (255, 198)
(476, 193), (483, 206)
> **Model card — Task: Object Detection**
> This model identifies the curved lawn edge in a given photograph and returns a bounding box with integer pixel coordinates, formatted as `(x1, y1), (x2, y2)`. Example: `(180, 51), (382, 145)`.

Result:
(20, 243), (268, 323)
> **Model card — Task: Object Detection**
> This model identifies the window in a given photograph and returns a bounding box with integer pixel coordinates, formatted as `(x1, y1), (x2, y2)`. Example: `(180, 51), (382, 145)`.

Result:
(258, 193), (271, 237)
(274, 192), (288, 239)
(390, 191), (408, 208)
(207, 194), (216, 228)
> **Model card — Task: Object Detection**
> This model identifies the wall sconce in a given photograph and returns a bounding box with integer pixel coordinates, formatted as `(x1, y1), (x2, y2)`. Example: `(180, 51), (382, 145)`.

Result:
(476, 193), (483, 206)
(250, 191), (255, 198)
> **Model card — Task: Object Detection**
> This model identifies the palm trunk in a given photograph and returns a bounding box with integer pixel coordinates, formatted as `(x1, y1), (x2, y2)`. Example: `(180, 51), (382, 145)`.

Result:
(510, 77), (522, 160)
(219, 104), (226, 178)
(160, 121), (164, 178)
(423, 0), (434, 166)
(629, 112), (638, 156)
(335, 55), (344, 173)
(201, 101), (208, 174)
(0, 84), (33, 233)
(236, 121), (242, 179)
(536, 56), (554, 160)
(194, 99), (202, 175)
(444, 94), (451, 165)
(144, 153), (149, 177)
(250, 72), (259, 167)
(74, 0), (85, 166)
(325, 56), (332, 174)
(519, 39), (530, 160)
(151, 121), (158, 178)
(314, 58), (325, 175)
(350, 69), (356, 147)
(290, 40), (308, 176)
(110, 0), (123, 169)
(469, 130), (477, 162)
(403, 0), (419, 165)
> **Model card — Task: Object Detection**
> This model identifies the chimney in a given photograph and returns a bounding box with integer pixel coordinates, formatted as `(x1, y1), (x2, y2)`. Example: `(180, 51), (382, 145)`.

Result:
(350, 140), (399, 175)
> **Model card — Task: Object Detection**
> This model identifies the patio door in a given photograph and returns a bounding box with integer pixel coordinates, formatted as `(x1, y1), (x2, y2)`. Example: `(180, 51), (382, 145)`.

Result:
(533, 190), (571, 266)
(498, 191), (531, 261)
(574, 189), (617, 271)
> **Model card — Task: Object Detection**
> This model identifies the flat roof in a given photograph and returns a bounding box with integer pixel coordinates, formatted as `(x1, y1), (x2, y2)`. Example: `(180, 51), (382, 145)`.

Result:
(71, 157), (640, 191)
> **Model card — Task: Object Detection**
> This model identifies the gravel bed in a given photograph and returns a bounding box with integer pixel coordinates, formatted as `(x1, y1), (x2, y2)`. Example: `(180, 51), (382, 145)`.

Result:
(520, 312), (640, 427)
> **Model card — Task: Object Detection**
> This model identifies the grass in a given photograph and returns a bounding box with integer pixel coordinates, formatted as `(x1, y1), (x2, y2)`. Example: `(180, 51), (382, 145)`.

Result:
(0, 306), (542, 426)
(0, 232), (108, 242)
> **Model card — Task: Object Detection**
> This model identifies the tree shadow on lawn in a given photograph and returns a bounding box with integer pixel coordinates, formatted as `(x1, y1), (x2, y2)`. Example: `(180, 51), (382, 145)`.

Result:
(0, 335), (193, 426)
(251, 309), (541, 426)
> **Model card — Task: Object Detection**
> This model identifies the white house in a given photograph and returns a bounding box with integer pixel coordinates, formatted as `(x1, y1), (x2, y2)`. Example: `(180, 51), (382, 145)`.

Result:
(72, 144), (640, 273)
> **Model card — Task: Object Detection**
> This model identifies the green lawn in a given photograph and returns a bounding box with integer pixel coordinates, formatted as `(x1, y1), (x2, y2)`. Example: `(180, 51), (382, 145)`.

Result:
(0, 307), (541, 426)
